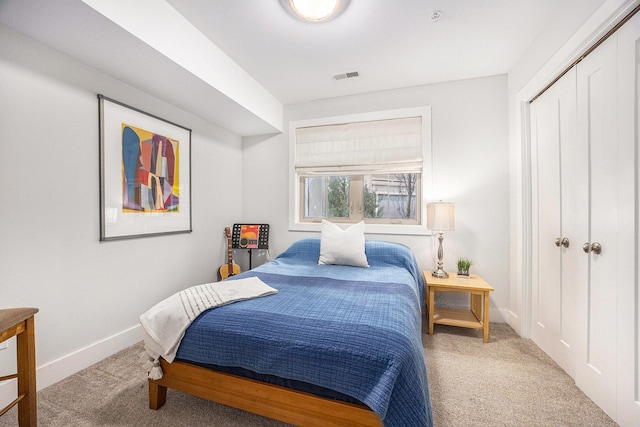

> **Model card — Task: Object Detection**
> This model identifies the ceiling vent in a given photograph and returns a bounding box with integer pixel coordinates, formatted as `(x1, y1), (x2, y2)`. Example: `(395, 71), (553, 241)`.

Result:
(332, 71), (360, 80)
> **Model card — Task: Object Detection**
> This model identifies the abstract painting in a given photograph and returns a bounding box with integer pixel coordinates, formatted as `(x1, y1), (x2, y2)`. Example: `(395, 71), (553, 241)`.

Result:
(122, 124), (180, 212)
(99, 95), (191, 240)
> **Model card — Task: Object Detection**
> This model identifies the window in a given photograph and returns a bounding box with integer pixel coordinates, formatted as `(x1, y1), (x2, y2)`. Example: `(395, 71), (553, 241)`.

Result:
(289, 107), (432, 235)
(302, 174), (420, 223)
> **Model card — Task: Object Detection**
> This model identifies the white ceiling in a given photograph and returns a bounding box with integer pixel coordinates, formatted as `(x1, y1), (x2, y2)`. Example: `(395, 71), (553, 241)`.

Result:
(165, 0), (583, 104)
(0, 0), (605, 135)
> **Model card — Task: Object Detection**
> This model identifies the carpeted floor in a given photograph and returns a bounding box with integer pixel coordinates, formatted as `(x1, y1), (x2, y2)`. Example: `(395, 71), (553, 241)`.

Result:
(0, 323), (617, 426)
(423, 323), (617, 426)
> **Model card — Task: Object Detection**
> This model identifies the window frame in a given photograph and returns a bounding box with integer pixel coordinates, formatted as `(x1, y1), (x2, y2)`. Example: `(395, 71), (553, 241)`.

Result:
(288, 107), (432, 235)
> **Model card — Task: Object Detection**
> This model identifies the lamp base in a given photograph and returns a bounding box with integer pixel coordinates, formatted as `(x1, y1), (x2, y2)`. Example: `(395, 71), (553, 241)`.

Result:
(432, 268), (449, 279)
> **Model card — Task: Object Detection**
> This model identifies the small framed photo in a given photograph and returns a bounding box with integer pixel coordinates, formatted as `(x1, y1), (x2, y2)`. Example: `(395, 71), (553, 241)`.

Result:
(98, 95), (192, 241)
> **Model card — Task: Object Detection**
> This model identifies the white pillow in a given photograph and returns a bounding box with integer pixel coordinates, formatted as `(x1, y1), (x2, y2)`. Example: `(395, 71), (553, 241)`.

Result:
(318, 220), (369, 268)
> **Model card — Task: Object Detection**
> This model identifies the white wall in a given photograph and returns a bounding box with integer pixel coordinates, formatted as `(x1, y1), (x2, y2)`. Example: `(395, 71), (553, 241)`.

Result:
(242, 75), (511, 319)
(0, 24), (243, 402)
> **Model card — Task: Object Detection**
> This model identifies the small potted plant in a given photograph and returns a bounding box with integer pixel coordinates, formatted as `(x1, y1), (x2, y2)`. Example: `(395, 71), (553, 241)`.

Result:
(456, 257), (473, 277)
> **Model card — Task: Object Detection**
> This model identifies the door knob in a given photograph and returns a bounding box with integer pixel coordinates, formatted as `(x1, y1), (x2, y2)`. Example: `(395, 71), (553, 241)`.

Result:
(583, 242), (602, 254)
(555, 237), (569, 248)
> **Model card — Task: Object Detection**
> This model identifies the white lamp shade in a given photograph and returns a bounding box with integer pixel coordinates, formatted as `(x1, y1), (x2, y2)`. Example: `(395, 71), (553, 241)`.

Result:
(426, 202), (455, 231)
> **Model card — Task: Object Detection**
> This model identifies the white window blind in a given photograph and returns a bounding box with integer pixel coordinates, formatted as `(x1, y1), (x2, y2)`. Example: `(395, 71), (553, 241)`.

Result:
(294, 116), (423, 175)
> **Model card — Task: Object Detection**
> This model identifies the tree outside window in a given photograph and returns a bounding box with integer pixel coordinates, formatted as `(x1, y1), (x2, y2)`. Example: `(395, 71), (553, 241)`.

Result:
(303, 173), (418, 223)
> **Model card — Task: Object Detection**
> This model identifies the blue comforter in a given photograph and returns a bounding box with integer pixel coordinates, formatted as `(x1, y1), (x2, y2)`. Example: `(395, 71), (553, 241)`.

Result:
(176, 238), (432, 427)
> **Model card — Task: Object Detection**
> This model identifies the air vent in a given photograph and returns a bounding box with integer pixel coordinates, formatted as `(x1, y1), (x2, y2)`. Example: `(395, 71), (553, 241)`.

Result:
(332, 71), (360, 80)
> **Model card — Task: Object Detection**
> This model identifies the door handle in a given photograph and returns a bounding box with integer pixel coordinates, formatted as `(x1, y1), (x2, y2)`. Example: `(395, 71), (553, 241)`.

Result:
(555, 237), (569, 248)
(583, 242), (602, 254)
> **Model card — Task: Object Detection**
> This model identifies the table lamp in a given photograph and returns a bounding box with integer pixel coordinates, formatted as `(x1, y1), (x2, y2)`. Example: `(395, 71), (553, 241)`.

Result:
(427, 201), (455, 278)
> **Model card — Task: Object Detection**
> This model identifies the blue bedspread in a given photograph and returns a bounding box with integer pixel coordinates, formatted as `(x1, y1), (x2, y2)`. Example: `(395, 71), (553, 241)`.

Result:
(176, 238), (433, 427)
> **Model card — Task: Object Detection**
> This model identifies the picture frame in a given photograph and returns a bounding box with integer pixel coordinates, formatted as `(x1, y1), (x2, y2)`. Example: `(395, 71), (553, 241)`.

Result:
(98, 95), (192, 241)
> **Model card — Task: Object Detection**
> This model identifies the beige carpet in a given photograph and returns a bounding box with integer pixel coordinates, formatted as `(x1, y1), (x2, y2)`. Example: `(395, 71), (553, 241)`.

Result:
(423, 323), (617, 426)
(0, 323), (617, 426)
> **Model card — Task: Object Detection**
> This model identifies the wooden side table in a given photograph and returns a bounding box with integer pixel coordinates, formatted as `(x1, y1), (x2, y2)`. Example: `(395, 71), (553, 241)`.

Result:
(423, 272), (494, 343)
(0, 307), (38, 426)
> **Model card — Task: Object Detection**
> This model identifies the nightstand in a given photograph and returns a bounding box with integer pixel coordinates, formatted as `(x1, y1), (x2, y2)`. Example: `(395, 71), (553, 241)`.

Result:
(423, 272), (494, 343)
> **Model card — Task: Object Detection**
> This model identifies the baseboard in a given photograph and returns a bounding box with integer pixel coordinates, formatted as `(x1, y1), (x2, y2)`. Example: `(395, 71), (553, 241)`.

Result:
(492, 308), (511, 324)
(0, 324), (142, 408)
(506, 310), (523, 336)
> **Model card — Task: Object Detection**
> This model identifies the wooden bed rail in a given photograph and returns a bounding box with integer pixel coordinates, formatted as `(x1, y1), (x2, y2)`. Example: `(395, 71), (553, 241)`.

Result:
(149, 359), (383, 427)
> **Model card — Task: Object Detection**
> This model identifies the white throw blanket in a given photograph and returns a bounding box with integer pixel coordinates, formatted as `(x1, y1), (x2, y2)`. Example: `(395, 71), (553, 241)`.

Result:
(140, 276), (277, 379)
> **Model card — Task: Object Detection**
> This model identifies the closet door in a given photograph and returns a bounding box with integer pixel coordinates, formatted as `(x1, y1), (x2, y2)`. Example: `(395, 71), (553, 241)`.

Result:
(530, 67), (584, 377)
(574, 33), (619, 419)
(528, 12), (638, 425)
(616, 11), (640, 426)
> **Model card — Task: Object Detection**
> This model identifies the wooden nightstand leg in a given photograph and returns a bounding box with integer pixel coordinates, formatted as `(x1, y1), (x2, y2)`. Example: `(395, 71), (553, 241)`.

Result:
(470, 293), (480, 321)
(428, 288), (435, 336)
(483, 291), (490, 343)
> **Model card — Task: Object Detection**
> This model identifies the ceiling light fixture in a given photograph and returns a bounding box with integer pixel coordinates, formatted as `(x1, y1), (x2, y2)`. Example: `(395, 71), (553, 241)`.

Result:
(286, 0), (349, 22)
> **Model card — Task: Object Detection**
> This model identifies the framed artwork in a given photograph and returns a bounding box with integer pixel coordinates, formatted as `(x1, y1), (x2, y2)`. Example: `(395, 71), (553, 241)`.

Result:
(98, 95), (192, 241)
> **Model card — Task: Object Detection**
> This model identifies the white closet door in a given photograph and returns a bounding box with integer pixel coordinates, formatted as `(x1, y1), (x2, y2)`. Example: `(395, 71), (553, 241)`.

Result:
(558, 66), (589, 380)
(530, 78), (562, 359)
(574, 33), (619, 419)
(530, 68), (582, 377)
(616, 11), (640, 426)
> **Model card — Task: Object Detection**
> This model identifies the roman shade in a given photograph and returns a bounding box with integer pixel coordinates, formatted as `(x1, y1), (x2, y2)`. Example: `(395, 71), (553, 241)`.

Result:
(294, 116), (423, 175)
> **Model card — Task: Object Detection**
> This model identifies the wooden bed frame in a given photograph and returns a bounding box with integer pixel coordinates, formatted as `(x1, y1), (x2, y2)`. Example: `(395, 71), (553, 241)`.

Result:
(149, 359), (383, 427)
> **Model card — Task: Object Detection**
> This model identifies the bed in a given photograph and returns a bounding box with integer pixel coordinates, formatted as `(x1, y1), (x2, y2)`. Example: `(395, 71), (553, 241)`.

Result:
(145, 237), (433, 427)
